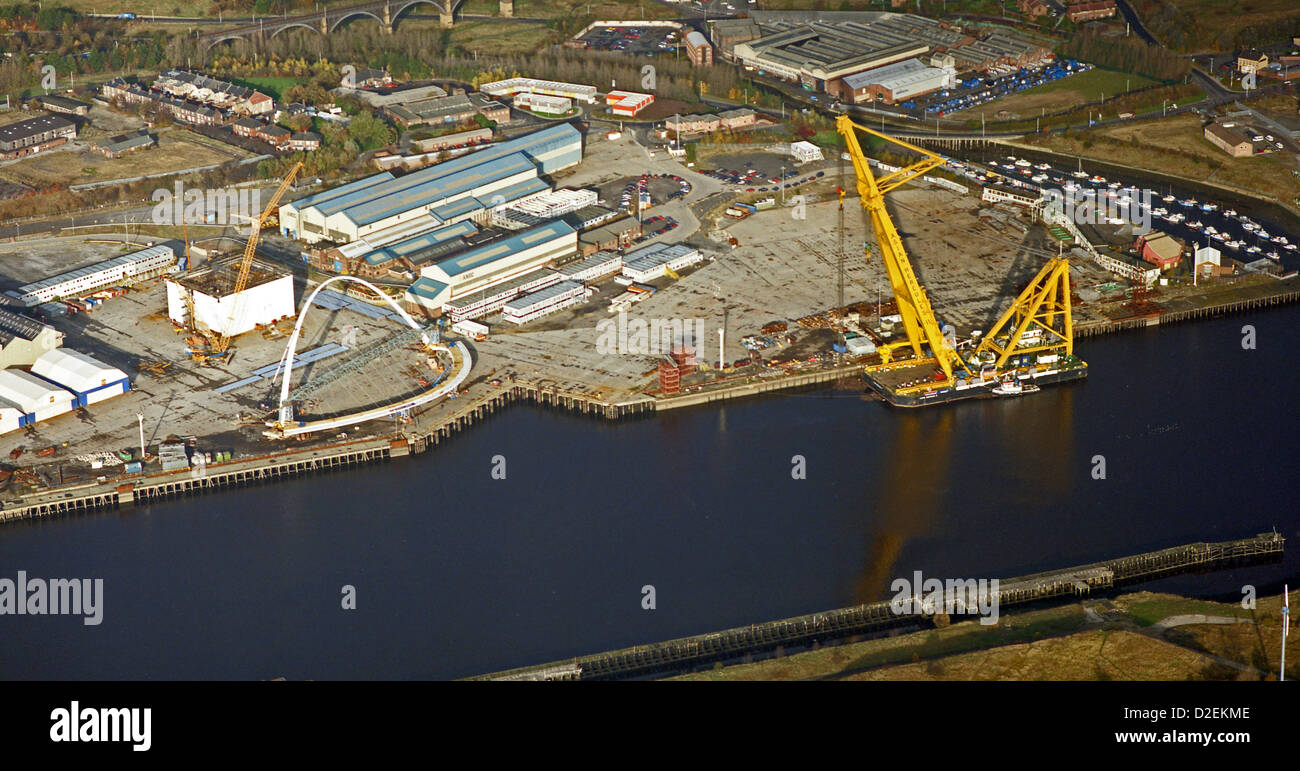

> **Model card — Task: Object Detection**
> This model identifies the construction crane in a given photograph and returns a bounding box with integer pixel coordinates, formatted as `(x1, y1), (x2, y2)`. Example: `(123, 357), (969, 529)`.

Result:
(190, 162), (304, 364)
(835, 114), (1083, 403)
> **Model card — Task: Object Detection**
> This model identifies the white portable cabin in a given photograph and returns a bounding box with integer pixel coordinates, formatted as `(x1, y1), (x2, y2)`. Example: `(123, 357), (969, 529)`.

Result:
(29, 348), (130, 407)
(0, 369), (75, 423)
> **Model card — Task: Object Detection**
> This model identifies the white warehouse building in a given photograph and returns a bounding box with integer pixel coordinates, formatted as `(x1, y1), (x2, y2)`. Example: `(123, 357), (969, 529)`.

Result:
(0, 368), (75, 424)
(514, 92), (573, 115)
(621, 243), (705, 282)
(166, 256), (296, 338)
(558, 251), (622, 283)
(280, 123), (583, 245)
(479, 78), (598, 104)
(16, 243), (179, 306)
(840, 58), (957, 105)
(29, 348), (130, 407)
(502, 280), (590, 325)
(0, 398), (24, 435)
(405, 220), (578, 319)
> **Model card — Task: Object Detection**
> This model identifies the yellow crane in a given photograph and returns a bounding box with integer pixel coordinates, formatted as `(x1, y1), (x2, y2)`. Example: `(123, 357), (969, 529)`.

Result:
(835, 114), (966, 381)
(190, 162), (303, 363)
(835, 114), (1082, 402)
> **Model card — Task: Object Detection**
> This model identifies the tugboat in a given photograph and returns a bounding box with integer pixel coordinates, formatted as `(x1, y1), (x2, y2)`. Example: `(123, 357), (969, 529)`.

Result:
(991, 376), (1040, 397)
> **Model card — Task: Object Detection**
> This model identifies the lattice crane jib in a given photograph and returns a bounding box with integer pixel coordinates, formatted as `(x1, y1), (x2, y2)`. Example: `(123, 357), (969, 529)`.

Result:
(211, 162), (304, 356)
(835, 115), (965, 381)
(975, 257), (1077, 369)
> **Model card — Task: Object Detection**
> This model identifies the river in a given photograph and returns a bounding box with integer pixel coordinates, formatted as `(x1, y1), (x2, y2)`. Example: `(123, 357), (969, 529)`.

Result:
(1, 305), (1297, 679)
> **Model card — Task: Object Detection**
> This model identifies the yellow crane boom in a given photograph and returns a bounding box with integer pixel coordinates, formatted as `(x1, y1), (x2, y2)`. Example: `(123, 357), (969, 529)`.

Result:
(836, 115), (1081, 401)
(210, 162), (304, 356)
(835, 114), (969, 382)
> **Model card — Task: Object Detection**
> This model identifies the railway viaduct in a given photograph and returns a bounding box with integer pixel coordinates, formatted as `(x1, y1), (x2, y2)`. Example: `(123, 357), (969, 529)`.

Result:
(200, 0), (513, 48)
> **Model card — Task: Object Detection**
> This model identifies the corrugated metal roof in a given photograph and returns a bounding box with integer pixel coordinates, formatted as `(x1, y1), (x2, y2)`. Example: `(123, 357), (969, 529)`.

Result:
(438, 221), (575, 278)
(346, 152), (535, 227)
(17, 244), (176, 298)
(407, 276), (448, 299)
(30, 349), (128, 394)
(475, 176), (550, 209)
(0, 369), (73, 412)
(365, 220), (480, 266)
(428, 196), (486, 222)
(296, 123), (580, 225)
(503, 279), (584, 312)
(291, 171), (398, 215)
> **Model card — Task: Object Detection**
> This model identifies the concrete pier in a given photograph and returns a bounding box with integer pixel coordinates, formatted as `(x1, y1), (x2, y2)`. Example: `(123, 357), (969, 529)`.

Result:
(471, 532), (1286, 681)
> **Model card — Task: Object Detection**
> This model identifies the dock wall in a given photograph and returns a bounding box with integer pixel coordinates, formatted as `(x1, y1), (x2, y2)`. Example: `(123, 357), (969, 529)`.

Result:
(472, 532), (1286, 681)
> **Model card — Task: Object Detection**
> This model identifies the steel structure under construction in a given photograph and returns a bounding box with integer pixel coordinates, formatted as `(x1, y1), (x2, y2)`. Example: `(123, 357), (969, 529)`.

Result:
(835, 114), (1086, 406)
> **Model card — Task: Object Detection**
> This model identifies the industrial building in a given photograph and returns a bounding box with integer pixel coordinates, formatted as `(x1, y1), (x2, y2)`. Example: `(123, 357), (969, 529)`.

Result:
(404, 220), (578, 319)
(411, 127), (493, 153)
(479, 78), (598, 104)
(726, 14), (1050, 94)
(1136, 232), (1183, 269)
(31, 94), (91, 116)
(577, 218), (642, 256)
(0, 115), (76, 159)
(327, 219), (482, 277)
(352, 82), (447, 110)
(557, 251), (622, 283)
(514, 92), (573, 115)
(493, 188), (598, 229)
(502, 280), (590, 324)
(1204, 121), (1256, 157)
(0, 369), (74, 425)
(385, 92), (511, 127)
(605, 90), (655, 117)
(837, 58), (956, 105)
(0, 398), (22, 435)
(436, 268), (562, 322)
(0, 309), (63, 369)
(280, 123), (583, 245)
(621, 243), (704, 282)
(16, 244), (179, 306)
(93, 129), (157, 159)
(29, 348), (130, 407)
(982, 184), (1042, 207)
(166, 255), (296, 337)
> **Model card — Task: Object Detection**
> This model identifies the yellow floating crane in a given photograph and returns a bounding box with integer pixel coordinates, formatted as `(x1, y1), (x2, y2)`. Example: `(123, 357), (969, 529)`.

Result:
(835, 114), (1084, 404)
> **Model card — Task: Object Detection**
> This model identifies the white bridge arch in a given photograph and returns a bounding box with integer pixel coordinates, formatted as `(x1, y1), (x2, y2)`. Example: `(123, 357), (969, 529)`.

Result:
(270, 275), (471, 435)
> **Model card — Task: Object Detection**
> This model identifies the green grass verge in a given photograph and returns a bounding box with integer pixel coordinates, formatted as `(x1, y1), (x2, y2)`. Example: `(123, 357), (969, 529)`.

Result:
(1127, 598), (1252, 627)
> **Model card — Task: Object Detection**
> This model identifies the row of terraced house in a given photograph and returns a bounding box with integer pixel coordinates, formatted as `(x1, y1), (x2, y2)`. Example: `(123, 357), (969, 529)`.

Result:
(100, 69), (275, 128)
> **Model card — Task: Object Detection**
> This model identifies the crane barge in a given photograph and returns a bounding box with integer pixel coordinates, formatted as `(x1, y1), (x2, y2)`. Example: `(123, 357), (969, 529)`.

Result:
(835, 114), (1087, 407)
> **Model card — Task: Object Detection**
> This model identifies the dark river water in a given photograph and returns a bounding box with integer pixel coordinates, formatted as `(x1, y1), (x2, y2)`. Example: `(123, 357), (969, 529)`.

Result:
(1, 305), (1298, 680)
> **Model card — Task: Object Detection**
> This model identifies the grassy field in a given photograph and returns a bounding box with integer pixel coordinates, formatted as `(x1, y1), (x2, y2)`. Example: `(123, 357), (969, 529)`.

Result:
(226, 76), (302, 101)
(54, 0), (218, 16)
(979, 69), (1162, 118)
(1125, 596), (1253, 626)
(676, 590), (1296, 681)
(448, 20), (559, 56)
(0, 128), (251, 189)
(1022, 112), (1300, 203)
